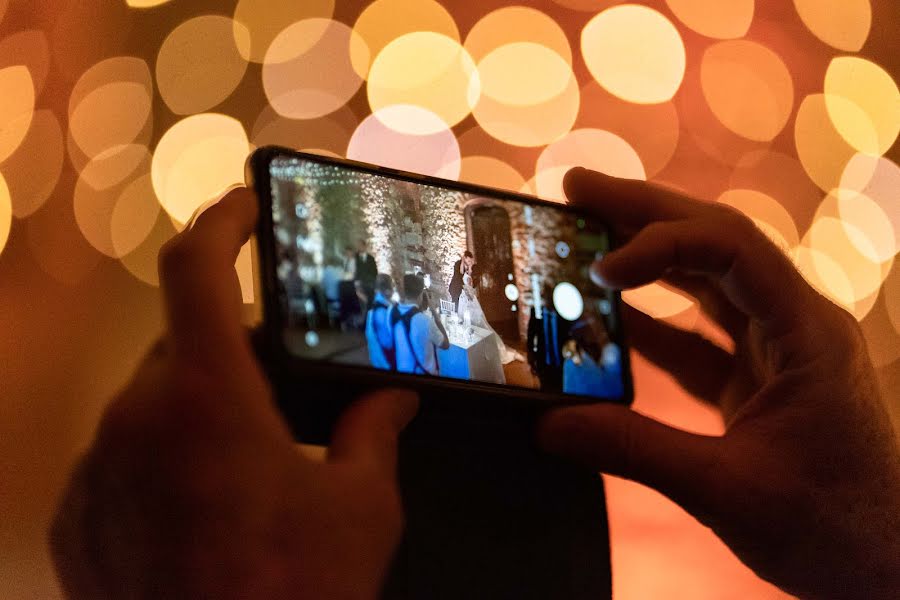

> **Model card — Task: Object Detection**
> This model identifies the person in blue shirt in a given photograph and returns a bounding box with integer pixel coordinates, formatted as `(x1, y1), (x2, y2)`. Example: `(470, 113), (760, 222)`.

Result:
(393, 274), (449, 376)
(562, 339), (624, 399)
(365, 274), (397, 370)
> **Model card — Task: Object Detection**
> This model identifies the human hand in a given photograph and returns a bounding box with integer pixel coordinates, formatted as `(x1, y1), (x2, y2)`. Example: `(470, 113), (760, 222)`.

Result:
(539, 169), (900, 599)
(50, 189), (418, 600)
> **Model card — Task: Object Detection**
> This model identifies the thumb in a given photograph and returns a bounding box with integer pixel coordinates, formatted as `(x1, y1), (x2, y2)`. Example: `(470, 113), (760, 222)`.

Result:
(538, 404), (722, 514)
(328, 389), (419, 479)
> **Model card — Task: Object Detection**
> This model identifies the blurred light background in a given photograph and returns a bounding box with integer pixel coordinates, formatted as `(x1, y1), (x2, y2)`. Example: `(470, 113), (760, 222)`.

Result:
(1, 1), (897, 597)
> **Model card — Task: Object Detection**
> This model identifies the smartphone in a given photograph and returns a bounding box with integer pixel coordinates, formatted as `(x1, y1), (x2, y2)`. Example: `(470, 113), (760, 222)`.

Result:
(248, 147), (633, 412)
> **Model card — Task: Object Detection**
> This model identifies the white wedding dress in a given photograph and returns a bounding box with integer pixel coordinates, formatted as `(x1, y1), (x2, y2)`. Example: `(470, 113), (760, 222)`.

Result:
(457, 274), (523, 365)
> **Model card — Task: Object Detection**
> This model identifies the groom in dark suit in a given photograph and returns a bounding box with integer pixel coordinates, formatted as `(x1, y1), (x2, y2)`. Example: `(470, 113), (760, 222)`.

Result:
(354, 241), (378, 307)
(448, 250), (475, 308)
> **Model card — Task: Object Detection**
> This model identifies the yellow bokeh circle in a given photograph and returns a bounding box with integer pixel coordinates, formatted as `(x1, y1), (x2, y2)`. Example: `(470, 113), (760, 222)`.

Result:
(478, 42), (570, 107)
(701, 41), (794, 142)
(795, 94), (863, 193)
(2, 110), (63, 219)
(232, 0), (335, 63)
(67, 56), (153, 176)
(347, 106), (461, 180)
(665, 0), (754, 39)
(465, 6), (571, 65)
(74, 145), (160, 258)
(793, 0), (871, 52)
(0, 65), (34, 164)
(264, 19), (366, 121)
(459, 156), (526, 194)
(157, 16), (249, 116)
(473, 44), (580, 148)
(824, 57), (900, 157)
(351, 0), (459, 79)
(536, 129), (646, 202)
(581, 5), (686, 104)
(152, 114), (250, 227)
(368, 32), (479, 135)
(839, 154), (900, 263)
(717, 189), (799, 257)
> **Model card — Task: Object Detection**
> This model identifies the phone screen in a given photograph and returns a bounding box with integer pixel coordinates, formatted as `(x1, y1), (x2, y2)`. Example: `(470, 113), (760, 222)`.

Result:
(263, 153), (630, 402)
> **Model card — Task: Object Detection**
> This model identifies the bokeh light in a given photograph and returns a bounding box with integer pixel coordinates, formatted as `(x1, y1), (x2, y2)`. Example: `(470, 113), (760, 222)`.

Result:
(729, 150), (823, 234)
(0, 66), (34, 164)
(232, 0), (335, 63)
(465, 7), (571, 66)
(622, 283), (696, 320)
(351, 0), (459, 78)
(263, 19), (366, 121)
(119, 211), (178, 286)
(157, 16), (249, 116)
(701, 41), (794, 142)
(459, 156), (526, 193)
(802, 207), (891, 319)
(839, 154), (900, 262)
(0, 30), (50, 97)
(69, 57), (153, 161)
(578, 81), (680, 178)
(347, 106), (461, 179)
(536, 129), (646, 202)
(152, 114), (250, 227)
(717, 189), (799, 257)
(795, 94), (863, 192)
(0, 170), (10, 256)
(2, 110), (64, 218)
(581, 5), (686, 104)
(473, 45), (579, 148)
(479, 42), (569, 107)
(793, 0), (871, 52)
(824, 57), (899, 156)
(665, 0), (754, 39)
(368, 32), (479, 134)
(74, 145), (158, 258)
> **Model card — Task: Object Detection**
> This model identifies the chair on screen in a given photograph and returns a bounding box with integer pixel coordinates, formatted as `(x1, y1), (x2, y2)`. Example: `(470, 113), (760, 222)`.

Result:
(440, 299), (456, 315)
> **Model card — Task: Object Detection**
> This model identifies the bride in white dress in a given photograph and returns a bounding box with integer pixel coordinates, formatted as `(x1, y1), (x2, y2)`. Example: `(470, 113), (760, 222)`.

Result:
(457, 273), (524, 365)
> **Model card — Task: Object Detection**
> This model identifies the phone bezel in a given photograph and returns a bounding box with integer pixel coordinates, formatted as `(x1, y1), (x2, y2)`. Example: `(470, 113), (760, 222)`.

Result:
(247, 145), (634, 411)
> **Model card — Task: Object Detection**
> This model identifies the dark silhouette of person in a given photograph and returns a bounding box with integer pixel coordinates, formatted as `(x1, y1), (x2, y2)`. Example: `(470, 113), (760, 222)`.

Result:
(355, 241), (378, 306)
(448, 250), (475, 308)
(527, 284), (570, 392)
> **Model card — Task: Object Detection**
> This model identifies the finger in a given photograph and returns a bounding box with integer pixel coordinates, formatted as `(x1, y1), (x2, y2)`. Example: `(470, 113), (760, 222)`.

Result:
(328, 389), (420, 479)
(623, 304), (733, 405)
(538, 404), (721, 518)
(159, 187), (258, 366)
(564, 167), (711, 227)
(596, 217), (815, 334)
(660, 272), (749, 341)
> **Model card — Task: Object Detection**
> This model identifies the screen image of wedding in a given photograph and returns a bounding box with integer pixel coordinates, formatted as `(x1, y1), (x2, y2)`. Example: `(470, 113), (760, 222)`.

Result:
(269, 156), (627, 400)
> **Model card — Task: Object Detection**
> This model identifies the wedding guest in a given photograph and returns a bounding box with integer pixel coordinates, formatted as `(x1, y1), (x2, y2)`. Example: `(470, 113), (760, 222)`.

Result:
(561, 339), (623, 399)
(355, 241), (378, 306)
(366, 274), (397, 370)
(321, 256), (344, 319)
(393, 274), (449, 376)
(526, 284), (570, 391)
(448, 250), (475, 308)
(342, 245), (356, 280)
